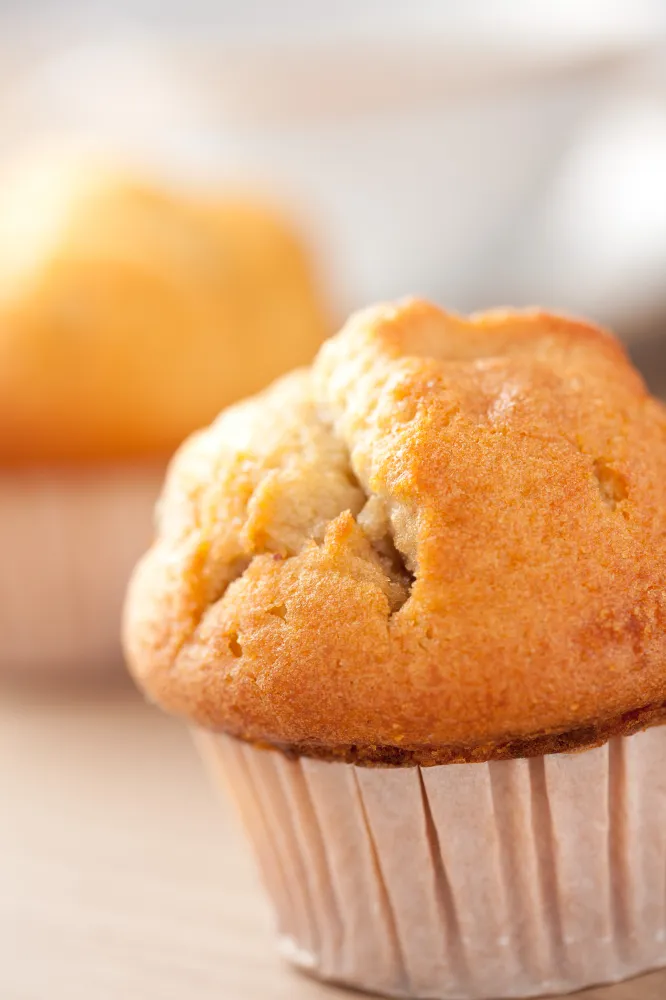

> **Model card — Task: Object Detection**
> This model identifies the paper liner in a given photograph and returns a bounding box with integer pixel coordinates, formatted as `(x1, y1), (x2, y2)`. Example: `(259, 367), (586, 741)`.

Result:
(0, 463), (162, 678)
(196, 726), (666, 999)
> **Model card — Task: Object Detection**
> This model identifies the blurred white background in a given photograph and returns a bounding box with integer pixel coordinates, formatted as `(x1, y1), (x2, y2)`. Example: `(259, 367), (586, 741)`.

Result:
(1, 0), (665, 378)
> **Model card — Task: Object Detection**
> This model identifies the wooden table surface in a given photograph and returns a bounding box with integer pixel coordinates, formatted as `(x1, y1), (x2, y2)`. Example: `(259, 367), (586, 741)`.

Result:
(1, 681), (665, 1000)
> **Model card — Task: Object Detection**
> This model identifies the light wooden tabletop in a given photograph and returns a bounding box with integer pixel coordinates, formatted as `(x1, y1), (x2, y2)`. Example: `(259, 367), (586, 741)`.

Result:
(1, 681), (664, 1000)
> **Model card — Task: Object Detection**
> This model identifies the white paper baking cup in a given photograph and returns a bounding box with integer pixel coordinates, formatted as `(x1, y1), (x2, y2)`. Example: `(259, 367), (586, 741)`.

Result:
(196, 726), (666, 999)
(0, 463), (162, 678)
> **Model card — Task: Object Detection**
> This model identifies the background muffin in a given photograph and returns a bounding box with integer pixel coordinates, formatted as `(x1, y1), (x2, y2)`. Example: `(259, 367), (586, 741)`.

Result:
(0, 149), (329, 677)
(126, 299), (666, 998)
(0, 153), (329, 462)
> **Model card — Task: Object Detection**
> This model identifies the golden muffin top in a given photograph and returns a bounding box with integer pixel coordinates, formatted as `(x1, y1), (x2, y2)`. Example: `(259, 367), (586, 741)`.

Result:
(0, 155), (328, 463)
(124, 299), (666, 764)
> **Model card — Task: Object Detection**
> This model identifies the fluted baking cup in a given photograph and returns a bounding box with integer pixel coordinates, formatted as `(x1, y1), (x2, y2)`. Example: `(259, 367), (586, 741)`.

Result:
(196, 726), (666, 999)
(0, 464), (162, 678)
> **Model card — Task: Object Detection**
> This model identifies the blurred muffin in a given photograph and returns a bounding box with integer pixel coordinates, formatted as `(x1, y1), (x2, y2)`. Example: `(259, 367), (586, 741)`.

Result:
(126, 299), (666, 998)
(0, 155), (328, 462)
(0, 152), (328, 676)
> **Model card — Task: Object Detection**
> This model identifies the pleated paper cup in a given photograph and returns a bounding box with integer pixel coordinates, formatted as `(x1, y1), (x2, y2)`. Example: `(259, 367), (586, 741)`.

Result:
(196, 725), (666, 1000)
(0, 463), (162, 679)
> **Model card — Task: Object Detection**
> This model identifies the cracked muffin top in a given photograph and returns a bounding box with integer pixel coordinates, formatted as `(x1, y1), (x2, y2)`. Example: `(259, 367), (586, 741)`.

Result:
(0, 153), (328, 463)
(124, 299), (666, 764)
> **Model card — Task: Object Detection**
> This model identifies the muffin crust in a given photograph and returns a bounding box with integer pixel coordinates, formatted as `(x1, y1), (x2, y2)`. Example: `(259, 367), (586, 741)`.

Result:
(125, 299), (666, 763)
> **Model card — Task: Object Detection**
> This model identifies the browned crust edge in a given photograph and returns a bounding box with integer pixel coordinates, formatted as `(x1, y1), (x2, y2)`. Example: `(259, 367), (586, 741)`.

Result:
(229, 701), (666, 767)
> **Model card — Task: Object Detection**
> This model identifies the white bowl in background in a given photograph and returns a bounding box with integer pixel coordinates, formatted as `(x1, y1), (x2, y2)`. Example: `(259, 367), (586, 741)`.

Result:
(0, 1), (665, 327)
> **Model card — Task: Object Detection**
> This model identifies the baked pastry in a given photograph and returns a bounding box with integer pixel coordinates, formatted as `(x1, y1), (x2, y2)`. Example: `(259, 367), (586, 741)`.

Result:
(0, 155), (328, 462)
(125, 299), (666, 998)
(0, 151), (328, 676)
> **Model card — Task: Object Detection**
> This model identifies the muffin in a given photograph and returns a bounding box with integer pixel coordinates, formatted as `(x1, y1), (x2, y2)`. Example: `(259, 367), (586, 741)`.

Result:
(0, 153), (328, 677)
(124, 299), (666, 998)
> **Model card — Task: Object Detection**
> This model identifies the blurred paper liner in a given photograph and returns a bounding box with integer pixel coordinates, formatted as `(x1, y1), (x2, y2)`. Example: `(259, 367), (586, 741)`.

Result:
(0, 464), (162, 679)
